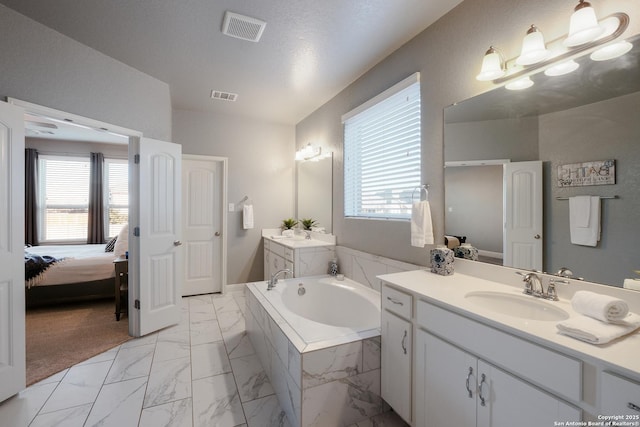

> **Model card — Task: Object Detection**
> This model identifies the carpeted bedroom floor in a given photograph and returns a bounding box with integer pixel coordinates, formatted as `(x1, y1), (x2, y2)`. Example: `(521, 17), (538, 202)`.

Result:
(26, 299), (131, 386)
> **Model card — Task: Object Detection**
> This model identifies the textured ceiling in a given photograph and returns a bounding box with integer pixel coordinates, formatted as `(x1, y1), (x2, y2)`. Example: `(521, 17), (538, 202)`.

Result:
(0, 0), (463, 125)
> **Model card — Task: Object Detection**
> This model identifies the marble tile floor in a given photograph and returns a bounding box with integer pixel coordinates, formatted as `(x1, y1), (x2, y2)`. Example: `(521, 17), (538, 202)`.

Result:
(0, 288), (408, 427)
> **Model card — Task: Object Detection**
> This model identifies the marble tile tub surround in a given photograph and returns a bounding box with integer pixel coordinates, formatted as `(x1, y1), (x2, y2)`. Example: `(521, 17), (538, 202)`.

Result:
(336, 246), (421, 292)
(246, 285), (386, 427)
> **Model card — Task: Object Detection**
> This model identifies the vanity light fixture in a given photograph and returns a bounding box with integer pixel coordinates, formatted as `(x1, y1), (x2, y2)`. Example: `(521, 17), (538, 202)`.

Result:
(295, 143), (322, 161)
(476, 46), (506, 81)
(516, 25), (551, 66)
(564, 0), (604, 47)
(474, 2), (630, 89)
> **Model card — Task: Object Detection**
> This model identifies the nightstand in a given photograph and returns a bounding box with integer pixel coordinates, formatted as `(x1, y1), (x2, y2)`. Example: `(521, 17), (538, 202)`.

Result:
(114, 258), (128, 321)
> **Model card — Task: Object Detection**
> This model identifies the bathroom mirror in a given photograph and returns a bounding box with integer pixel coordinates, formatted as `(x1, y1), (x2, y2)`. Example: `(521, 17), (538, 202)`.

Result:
(444, 33), (640, 288)
(296, 153), (333, 233)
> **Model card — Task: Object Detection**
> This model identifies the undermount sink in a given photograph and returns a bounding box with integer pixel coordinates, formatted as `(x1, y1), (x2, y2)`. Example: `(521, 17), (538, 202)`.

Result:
(465, 291), (570, 322)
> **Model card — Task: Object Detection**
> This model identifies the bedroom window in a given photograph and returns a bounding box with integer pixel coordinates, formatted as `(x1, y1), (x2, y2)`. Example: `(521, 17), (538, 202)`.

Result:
(342, 73), (421, 220)
(38, 155), (90, 242)
(104, 159), (129, 238)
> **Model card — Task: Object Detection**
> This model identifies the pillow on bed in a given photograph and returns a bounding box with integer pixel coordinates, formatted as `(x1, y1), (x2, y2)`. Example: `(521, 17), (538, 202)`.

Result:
(104, 236), (117, 252)
(114, 224), (129, 258)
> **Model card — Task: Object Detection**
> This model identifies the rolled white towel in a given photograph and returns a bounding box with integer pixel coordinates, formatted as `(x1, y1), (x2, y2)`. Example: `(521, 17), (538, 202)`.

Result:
(571, 290), (629, 323)
(557, 313), (640, 345)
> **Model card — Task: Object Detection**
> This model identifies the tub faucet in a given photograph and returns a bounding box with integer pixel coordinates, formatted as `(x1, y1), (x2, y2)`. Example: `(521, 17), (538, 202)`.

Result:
(268, 268), (292, 290)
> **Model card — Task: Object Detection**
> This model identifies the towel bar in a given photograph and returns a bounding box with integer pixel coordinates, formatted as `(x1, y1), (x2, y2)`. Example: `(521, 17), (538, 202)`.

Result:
(412, 184), (430, 202)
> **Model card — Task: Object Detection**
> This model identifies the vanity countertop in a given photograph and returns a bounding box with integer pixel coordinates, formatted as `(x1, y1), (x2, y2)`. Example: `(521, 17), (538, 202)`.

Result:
(262, 229), (336, 249)
(378, 269), (640, 379)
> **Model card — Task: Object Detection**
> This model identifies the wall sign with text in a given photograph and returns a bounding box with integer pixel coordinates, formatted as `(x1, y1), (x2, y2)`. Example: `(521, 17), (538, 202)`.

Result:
(557, 160), (616, 187)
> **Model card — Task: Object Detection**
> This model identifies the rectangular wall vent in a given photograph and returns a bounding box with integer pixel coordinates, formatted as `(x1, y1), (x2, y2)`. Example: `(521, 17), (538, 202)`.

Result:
(222, 11), (266, 42)
(211, 90), (238, 102)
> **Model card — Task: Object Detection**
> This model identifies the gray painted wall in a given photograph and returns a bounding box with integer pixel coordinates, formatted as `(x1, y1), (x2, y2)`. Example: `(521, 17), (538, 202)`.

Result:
(0, 5), (171, 140)
(540, 91), (640, 286)
(172, 109), (295, 284)
(296, 0), (640, 267)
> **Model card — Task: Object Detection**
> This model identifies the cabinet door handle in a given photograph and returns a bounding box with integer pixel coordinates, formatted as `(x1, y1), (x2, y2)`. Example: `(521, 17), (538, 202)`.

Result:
(387, 296), (404, 306)
(465, 367), (474, 398)
(629, 402), (640, 413)
(478, 373), (487, 407)
(401, 330), (408, 355)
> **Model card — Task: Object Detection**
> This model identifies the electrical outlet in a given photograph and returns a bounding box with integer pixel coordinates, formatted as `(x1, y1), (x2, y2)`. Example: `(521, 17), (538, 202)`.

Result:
(228, 203), (235, 212)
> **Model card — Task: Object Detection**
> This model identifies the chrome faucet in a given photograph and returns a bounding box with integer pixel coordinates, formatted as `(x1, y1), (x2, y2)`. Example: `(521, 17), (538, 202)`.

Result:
(516, 271), (544, 297)
(267, 268), (292, 290)
(546, 278), (570, 301)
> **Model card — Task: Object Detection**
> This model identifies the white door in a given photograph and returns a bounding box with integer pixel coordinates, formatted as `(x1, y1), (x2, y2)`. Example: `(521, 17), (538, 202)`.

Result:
(129, 137), (183, 337)
(182, 156), (226, 296)
(503, 161), (543, 271)
(0, 102), (26, 402)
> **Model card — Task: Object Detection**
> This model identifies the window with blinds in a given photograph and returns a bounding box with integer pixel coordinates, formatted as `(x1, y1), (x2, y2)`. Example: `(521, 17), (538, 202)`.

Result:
(105, 159), (129, 238)
(343, 73), (421, 220)
(38, 155), (90, 242)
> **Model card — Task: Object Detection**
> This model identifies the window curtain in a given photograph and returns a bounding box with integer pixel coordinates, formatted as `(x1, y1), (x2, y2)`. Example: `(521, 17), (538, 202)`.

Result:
(88, 152), (105, 243)
(25, 148), (39, 246)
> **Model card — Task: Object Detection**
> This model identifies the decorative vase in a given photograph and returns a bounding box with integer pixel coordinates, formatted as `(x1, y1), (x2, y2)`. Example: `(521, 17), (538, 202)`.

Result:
(454, 243), (479, 261)
(328, 259), (339, 276)
(430, 246), (455, 276)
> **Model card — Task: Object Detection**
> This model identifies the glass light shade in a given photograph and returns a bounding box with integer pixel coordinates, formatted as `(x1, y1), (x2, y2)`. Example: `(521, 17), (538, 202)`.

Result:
(505, 77), (534, 91)
(517, 26), (551, 65)
(544, 60), (580, 76)
(476, 48), (505, 81)
(564, 3), (604, 47)
(590, 40), (633, 61)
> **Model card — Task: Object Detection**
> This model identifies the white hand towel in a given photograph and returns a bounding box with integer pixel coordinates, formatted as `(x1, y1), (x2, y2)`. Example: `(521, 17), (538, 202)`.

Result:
(243, 204), (254, 230)
(571, 290), (629, 323)
(411, 201), (434, 247)
(569, 196), (600, 246)
(556, 313), (640, 345)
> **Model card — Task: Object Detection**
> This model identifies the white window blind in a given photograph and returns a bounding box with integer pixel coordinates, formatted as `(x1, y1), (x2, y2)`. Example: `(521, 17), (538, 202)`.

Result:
(38, 155), (90, 242)
(104, 159), (129, 238)
(343, 73), (421, 219)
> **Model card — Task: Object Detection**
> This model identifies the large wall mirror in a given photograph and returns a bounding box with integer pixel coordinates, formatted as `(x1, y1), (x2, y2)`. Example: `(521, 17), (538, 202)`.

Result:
(444, 33), (640, 288)
(296, 154), (333, 233)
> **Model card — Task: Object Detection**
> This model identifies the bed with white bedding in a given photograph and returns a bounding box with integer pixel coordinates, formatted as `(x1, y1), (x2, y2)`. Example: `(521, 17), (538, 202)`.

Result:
(25, 244), (118, 307)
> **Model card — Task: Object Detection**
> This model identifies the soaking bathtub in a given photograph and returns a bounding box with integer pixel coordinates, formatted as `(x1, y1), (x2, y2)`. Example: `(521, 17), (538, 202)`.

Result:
(246, 275), (385, 426)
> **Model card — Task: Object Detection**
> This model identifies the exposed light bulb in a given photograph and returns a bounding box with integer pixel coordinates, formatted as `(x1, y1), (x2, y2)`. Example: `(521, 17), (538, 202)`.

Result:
(544, 60), (580, 76)
(505, 77), (534, 91)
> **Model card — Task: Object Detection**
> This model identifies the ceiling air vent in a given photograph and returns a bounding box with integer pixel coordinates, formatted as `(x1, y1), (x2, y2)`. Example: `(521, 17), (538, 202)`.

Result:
(222, 11), (266, 42)
(211, 90), (238, 102)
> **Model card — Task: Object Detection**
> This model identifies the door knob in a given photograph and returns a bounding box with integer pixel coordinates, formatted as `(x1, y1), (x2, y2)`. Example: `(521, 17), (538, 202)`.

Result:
(215, 232), (221, 237)
(534, 234), (541, 239)
(173, 240), (183, 246)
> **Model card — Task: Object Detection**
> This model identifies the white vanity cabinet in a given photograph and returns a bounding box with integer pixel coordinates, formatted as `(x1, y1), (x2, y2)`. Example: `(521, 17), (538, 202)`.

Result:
(381, 284), (412, 423)
(600, 372), (640, 418)
(263, 237), (335, 280)
(416, 330), (581, 427)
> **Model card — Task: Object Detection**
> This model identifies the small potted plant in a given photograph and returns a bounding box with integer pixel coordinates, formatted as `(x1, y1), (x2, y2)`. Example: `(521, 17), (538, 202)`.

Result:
(281, 218), (298, 237)
(300, 218), (318, 231)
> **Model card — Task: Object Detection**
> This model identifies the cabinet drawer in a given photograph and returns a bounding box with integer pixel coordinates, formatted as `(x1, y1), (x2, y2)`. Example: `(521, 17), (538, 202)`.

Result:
(382, 284), (412, 319)
(284, 247), (294, 262)
(417, 300), (582, 402)
(270, 241), (285, 258)
(601, 372), (640, 416)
